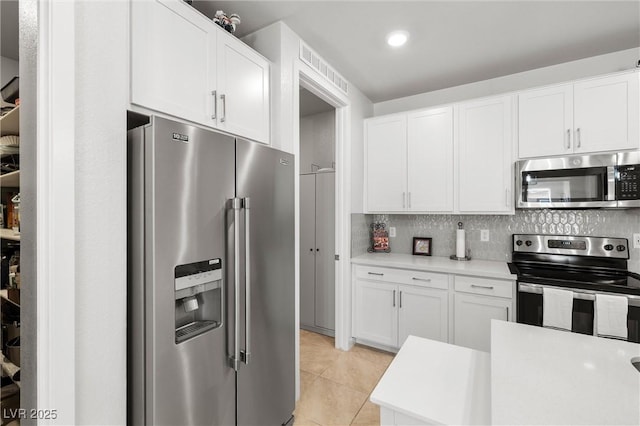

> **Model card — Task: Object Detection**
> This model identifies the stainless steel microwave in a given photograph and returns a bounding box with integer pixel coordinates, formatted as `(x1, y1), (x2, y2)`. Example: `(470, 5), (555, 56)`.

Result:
(516, 152), (640, 209)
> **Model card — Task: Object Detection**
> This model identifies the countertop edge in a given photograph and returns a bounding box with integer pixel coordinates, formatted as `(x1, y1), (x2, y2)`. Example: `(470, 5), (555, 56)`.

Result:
(351, 254), (516, 281)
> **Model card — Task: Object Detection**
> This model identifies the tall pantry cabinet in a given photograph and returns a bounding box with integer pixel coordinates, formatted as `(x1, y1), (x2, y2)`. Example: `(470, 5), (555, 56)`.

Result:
(300, 172), (335, 335)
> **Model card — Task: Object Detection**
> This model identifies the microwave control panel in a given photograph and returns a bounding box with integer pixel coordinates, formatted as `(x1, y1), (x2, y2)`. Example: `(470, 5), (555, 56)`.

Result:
(616, 164), (640, 200)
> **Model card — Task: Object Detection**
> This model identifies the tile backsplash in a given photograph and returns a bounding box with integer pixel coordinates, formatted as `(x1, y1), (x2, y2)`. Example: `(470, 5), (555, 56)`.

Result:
(351, 210), (640, 272)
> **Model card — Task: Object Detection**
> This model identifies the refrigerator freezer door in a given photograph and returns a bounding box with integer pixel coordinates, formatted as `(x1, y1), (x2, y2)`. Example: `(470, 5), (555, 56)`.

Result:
(236, 139), (296, 425)
(129, 116), (236, 425)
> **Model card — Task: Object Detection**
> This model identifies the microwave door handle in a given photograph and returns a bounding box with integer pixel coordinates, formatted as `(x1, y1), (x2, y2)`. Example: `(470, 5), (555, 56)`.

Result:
(607, 166), (616, 201)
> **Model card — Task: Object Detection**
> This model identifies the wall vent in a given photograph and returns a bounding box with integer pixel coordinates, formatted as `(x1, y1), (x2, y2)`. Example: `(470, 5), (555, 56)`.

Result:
(299, 42), (348, 95)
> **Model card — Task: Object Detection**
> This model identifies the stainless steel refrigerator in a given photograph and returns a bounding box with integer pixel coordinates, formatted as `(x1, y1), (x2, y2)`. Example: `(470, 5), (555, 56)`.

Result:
(127, 116), (295, 425)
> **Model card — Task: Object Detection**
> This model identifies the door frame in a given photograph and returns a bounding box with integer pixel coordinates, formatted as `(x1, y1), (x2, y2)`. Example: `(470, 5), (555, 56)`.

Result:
(292, 64), (351, 365)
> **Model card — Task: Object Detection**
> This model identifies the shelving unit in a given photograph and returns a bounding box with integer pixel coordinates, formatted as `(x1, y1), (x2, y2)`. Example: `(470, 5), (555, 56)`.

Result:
(1, 103), (21, 418)
(0, 170), (20, 188)
(0, 105), (20, 136)
(0, 228), (20, 241)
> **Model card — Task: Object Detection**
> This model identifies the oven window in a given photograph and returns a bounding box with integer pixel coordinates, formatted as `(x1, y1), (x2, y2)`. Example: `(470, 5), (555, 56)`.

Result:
(522, 167), (606, 202)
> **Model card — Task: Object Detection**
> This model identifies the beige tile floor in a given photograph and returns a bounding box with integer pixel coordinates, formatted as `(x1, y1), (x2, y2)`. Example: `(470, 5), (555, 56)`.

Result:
(294, 330), (395, 426)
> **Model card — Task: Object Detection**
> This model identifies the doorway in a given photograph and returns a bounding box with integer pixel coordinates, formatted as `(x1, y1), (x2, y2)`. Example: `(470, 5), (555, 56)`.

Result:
(298, 87), (336, 338)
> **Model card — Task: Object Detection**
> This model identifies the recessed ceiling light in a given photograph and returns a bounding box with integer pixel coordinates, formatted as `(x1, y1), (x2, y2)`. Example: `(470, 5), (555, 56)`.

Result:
(386, 30), (409, 47)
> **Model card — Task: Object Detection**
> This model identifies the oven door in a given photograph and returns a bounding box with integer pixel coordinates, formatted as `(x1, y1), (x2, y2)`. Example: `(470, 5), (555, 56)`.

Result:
(517, 282), (640, 343)
(516, 154), (617, 209)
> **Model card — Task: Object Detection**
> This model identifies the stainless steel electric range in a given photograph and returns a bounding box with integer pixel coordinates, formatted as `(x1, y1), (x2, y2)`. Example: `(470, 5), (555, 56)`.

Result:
(509, 234), (640, 343)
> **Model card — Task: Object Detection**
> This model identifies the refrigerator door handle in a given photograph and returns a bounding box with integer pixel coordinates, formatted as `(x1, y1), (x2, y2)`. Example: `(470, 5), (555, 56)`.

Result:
(241, 197), (251, 365)
(230, 197), (242, 371)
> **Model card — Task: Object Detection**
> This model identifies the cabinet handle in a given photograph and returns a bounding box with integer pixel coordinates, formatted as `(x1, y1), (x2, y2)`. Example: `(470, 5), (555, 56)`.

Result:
(408, 192), (412, 209)
(412, 277), (431, 282)
(471, 284), (494, 290)
(402, 192), (406, 209)
(506, 306), (509, 320)
(566, 129), (571, 149)
(220, 94), (227, 123)
(211, 90), (217, 120)
(368, 272), (384, 276)
(576, 128), (581, 148)
(393, 290), (396, 307)
(399, 291), (403, 308)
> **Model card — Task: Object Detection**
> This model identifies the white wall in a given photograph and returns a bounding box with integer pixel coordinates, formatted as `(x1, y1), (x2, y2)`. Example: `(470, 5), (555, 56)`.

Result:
(300, 110), (335, 173)
(73, 2), (128, 424)
(375, 47), (640, 115)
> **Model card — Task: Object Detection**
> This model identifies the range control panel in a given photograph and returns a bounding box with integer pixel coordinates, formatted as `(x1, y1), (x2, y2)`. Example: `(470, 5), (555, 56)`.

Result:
(513, 234), (629, 259)
(616, 164), (640, 200)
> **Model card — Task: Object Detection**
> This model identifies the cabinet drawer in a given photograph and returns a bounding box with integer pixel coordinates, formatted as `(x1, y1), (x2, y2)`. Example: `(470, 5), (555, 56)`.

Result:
(354, 265), (448, 290)
(454, 276), (513, 299)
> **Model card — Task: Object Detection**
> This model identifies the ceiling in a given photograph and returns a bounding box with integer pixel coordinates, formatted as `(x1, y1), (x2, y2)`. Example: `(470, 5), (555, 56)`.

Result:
(0, 0), (19, 61)
(193, 1), (640, 103)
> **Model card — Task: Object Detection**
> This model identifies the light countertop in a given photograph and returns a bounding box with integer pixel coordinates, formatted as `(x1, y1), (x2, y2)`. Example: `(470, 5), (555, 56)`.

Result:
(352, 253), (515, 281)
(372, 322), (640, 425)
(370, 335), (491, 425)
(492, 320), (640, 425)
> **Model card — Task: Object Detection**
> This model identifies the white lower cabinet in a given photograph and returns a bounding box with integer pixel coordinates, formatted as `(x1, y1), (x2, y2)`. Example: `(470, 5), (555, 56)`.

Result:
(353, 266), (448, 349)
(397, 285), (448, 346)
(453, 276), (514, 352)
(353, 280), (398, 347)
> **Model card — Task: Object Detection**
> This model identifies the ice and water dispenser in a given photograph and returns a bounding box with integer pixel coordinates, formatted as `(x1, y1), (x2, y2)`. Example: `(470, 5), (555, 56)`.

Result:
(174, 259), (223, 343)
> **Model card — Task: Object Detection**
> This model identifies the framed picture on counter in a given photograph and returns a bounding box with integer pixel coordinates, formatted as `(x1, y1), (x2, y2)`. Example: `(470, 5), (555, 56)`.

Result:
(412, 237), (432, 256)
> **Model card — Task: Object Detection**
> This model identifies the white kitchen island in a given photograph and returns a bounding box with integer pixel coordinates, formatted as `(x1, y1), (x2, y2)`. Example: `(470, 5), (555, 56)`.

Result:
(371, 321), (640, 425)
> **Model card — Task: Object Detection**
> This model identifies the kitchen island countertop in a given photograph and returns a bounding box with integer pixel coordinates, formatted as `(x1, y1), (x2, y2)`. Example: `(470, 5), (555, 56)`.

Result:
(371, 321), (640, 425)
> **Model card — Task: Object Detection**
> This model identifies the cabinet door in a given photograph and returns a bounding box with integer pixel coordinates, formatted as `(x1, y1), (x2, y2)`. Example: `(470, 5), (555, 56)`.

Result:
(574, 73), (639, 153)
(315, 173), (335, 331)
(353, 280), (398, 347)
(397, 285), (448, 346)
(454, 293), (510, 352)
(458, 96), (514, 213)
(365, 115), (407, 212)
(131, 0), (216, 126)
(407, 107), (454, 212)
(217, 35), (270, 143)
(299, 174), (316, 329)
(518, 84), (573, 158)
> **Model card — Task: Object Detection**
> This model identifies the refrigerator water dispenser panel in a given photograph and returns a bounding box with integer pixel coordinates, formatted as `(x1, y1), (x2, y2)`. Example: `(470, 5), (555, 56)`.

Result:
(174, 259), (223, 343)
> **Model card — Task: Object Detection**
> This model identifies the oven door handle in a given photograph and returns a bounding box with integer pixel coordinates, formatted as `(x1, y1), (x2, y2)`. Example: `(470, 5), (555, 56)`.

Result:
(519, 282), (640, 307)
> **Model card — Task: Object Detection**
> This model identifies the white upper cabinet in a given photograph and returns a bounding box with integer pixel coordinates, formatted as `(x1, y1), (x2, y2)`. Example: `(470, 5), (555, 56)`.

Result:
(518, 84), (573, 158)
(458, 95), (514, 214)
(518, 72), (639, 158)
(216, 36), (270, 143)
(407, 107), (454, 212)
(365, 115), (407, 212)
(131, 0), (216, 127)
(573, 73), (639, 154)
(364, 107), (454, 213)
(131, 0), (270, 143)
